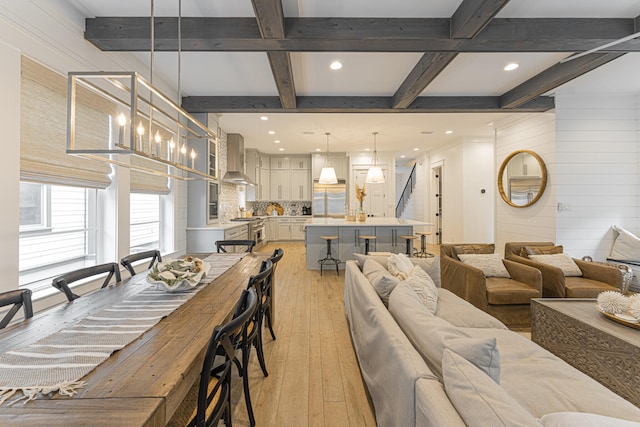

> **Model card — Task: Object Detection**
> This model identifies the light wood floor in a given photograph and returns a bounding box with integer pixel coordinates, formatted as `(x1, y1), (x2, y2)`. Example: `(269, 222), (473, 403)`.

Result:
(227, 242), (377, 426)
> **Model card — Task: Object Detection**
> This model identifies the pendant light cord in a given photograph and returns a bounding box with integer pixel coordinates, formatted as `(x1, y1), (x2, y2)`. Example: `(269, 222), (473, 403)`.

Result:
(372, 132), (378, 166)
(325, 132), (331, 166)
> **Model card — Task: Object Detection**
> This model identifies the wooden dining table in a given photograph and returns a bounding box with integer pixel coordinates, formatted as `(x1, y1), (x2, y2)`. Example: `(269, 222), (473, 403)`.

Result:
(0, 252), (268, 426)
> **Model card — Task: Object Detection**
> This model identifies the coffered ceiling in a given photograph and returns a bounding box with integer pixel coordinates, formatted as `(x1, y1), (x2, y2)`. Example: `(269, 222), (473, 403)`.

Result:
(66, 0), (640, 159)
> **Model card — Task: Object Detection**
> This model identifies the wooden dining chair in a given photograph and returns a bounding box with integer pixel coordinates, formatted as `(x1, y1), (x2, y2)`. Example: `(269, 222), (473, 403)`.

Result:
(52, 263), (122, 302)
(170, 288), (258, 427)
(262, 248), (284, 340)
(120, 249), (162, 277)
(0, 289), (34, 329)
(233, 259), (273, 427)
(215, 239), (256, 253)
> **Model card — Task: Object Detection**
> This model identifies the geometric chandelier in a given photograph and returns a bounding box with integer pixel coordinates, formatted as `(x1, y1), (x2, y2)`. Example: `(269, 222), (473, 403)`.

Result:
(67, 71), (217, 181)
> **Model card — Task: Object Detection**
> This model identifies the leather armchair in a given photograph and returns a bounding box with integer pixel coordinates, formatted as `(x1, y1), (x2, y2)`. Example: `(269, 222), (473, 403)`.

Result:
(504, 242), (623, 298)
(440, 244), (542, 328)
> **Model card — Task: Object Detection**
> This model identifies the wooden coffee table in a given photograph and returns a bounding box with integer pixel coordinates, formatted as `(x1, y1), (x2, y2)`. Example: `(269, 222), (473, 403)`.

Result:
(531, 299), (640, 406)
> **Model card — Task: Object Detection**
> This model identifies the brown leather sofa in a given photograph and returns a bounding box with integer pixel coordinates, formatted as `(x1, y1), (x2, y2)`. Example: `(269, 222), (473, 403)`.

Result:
(440, 244), (542, 328)
(504, 242), (623, 298)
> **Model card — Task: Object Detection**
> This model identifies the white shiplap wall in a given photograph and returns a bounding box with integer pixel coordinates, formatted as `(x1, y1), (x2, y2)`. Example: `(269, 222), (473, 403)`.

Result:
(554, 94), (640, 260)
(494, 113), (556, 256)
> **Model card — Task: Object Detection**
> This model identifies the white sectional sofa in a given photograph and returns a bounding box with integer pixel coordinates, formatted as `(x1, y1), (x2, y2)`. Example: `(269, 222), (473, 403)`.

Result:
(344, 258), (640, 426)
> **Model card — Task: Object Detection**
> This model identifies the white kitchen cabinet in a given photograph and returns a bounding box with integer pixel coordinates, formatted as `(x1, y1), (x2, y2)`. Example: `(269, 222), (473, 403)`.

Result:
(290, 218), (307, 240)
(270, 157), (290, 170)
(290, 157), (311, 170)
(265, 217), (276, 242)
(290, 169), (310, 201)
(259, 168), (270, 200)
(312, 153), (347, 180)
(270, 170), (290, 200)
(277, 218), (291, 240)
(274, 217), (307, 241)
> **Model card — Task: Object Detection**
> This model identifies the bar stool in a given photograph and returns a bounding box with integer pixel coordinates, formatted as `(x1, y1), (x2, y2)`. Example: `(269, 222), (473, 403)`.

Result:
(399, 235), (417, 257)
(359, 235), (377, 255)
(318, 236), (341, 276)
(414, 232), (435, 258)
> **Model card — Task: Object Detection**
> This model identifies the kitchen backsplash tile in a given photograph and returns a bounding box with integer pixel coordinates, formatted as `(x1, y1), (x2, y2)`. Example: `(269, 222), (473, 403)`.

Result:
(249, 200), (312, 216)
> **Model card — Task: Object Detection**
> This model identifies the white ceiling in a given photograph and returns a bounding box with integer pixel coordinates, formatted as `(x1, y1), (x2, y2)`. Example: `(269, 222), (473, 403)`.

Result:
(67, 0), (640, 161)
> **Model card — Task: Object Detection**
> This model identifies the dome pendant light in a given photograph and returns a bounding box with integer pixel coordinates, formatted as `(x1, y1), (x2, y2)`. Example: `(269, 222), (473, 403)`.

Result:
(365, 132), (385, 184)
(318, 132), (338, 184)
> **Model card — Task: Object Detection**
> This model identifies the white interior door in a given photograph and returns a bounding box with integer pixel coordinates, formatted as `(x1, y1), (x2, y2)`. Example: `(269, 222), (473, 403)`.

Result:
(354, 169), (386, 217)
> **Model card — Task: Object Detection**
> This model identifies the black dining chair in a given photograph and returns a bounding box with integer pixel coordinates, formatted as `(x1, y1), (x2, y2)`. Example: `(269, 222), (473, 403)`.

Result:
(170, 287), (258, 427)
(120, 249), (162, 277)
(0, 289), (34, 329)
(262, 248), (284, 340)
(215, 239), (256, 253)
(52, 262), (122, 302)
(232, 259), (273, 426)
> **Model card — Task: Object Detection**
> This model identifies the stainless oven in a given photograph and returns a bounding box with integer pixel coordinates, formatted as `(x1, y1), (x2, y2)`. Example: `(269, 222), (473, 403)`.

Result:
(230, 218), (265, 250)
(252, 219), (266, 250)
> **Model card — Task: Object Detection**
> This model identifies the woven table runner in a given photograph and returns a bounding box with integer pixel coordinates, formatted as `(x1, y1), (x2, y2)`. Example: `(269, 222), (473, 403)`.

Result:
(0, 253), (247, 405)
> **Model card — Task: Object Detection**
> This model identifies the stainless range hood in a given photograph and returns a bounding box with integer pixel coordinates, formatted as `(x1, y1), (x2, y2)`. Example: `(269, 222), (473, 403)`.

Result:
(223, 133), (255, 185)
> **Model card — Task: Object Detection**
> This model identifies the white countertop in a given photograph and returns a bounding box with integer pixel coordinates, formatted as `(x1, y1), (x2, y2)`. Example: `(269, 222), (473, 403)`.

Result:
(305, 218), (434, 226)
(186, 223), (250, 231)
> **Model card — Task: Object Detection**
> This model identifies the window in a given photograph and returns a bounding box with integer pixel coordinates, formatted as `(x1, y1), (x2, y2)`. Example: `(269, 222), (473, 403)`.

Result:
(19, 183), (98, 290)
(130, 193), (161, 253)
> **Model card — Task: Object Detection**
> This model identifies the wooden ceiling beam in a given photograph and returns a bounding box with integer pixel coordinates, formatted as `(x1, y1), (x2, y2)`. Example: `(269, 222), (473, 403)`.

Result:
(251, 0), (296, 109)
(450, 0), (510, 38)
(500, 52), (625, 109)
(85, 17), (639, 52)
(182, 95), (553, 113)
(393, 0), (509, 109)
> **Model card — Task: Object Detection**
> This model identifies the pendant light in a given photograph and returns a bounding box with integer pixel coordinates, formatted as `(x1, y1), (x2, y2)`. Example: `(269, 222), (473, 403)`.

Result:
(318, 132), (338, 184)
(365, 132), (385, 183)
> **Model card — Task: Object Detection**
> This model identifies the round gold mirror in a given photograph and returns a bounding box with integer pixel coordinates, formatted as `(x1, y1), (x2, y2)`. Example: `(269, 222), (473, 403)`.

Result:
(497, 150), (547, 208)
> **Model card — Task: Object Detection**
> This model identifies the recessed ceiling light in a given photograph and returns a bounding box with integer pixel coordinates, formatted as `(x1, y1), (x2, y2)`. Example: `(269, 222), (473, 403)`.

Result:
(445, 130), (453, 134)
(278, 148), (285, 151)
(413, 148), (419, 151)
(364, 148), (371, 151)
(274, 140), (280, 143)
(268, 130), (275, 135)
(330, 61), (342, 70)
(400, 155), (406, 158)
(504, 63), (519, 71)
(315, 148), (322, 152)
(260, 116), (268, 121)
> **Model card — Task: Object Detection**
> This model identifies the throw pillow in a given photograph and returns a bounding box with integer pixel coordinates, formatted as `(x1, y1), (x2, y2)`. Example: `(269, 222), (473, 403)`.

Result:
(457, 253), (511, 278)
(442, 350), (542, 427)
(446, 337), (501, 383)
(404, 265), (438, 314)
(452, 244), (495, 260)
(529, 253), (583, 277)
(609, 225), (640, 262)
(388, 253), (414, 279)
(410, 256), (441, 288)
(353, 253), (389, 271)
(524, 245), (563, 256)
(541, 412), (640, 427)
(362, 258), (400, 306)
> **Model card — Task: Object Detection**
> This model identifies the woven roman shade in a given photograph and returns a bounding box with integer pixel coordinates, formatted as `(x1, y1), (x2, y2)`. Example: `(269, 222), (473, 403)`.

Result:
(130, 157), (170, 194)
(20, 56), (113, 188)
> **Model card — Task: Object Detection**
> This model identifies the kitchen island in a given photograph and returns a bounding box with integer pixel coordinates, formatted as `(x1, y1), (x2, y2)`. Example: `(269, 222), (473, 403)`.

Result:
(305, 218), (433, 270)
